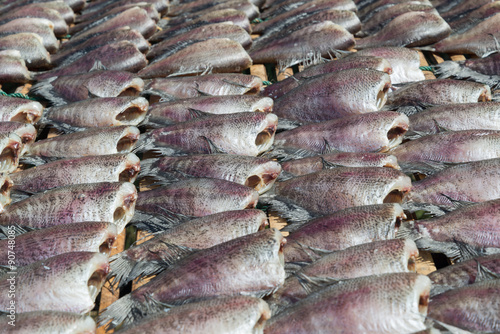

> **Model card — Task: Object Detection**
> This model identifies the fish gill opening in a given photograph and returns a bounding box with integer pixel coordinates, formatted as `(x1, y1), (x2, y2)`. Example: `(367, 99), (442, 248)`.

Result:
(383, 190), (405, 204)
(245, 175), (262, 189)
(376, 82), (391, 109)
(116, 133), (139, 152)
(118, 86), (142, 97)
(0, 142), (19, 172)
(119, 164), (140, 182)
(418, 290), (430, 315)
(87, 265), (109, 302)
(408, 255), (417, 272)
(11, 110), (41, 123)
(387, 126), (407, 141)
(115, 106), (147, 124)
(99, 236), (116, 255)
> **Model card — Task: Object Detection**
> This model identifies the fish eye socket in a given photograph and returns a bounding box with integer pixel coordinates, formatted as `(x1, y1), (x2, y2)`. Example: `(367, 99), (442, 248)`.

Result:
(113, 207), (126, 223)
(255, 130), (272, 146)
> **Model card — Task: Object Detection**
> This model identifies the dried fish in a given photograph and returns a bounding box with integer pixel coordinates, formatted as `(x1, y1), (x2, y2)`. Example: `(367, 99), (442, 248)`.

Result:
(0, 95), (43, 124)
(0, 252), (109, 313)
(0, 33), (51, 70)
(0, 50), (32, 84)
(434, 53), (500, 87)
(0, 222), (117, 266)
(1, 311), (96, 334)
(0, 132), (23, 173)
(0, 18), (59, 53)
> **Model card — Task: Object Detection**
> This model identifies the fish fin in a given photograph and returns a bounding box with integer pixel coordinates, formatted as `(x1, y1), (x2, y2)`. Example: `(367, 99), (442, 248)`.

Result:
(294, 272), (342, 295)
(284, 261), (309, 275)
(201, 136), (227, 154)
(321, 138), (341, 155)
(132, 133), (182, 156)
(9, 190), (33, 203)
(168, 64), (213, 77)
(0, 265), (10, 276)
(98, 293), (163, 330)
(276, 170), (295, 182)
(263, 147), (317, 162)
(276, 118), (301, 131)
(150, 40), (200, 64)
(432, 119), (449, 133)
(394, 220), (422, 241)
(187, 107), (210, 119)
(438, 193), (476, 209)
(399, 161), (450, 175)
(475, 259), (500, 282)
(404, 130), (429, 140)
(321, 157), (346, 170)
(447, 239), (484, 262)
(331, 49), (354, 59)
(401, 201), (449, 217)
(29, 77), (68, 106)
(425, 317), (475, 334)
(433, 61), (462, 79)
(411, 45), (436, 52)
(40, 118), (85, 134)
(136, 157), (161, 178)
(434, 60), (500, 88)
(220, 78), (254, 89)
(141, 89), (176, 102)
(266, 197), (315, 224)
(90, 60), (107, 72)
(0, 224), (30, 239)
(277, 51), (323, 74)
(131, 209), (189, 233)
(19, 155), (55, 166)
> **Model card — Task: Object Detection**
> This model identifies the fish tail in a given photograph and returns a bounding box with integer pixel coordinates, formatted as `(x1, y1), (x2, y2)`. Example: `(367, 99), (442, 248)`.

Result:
(131, 209), (189, 233)
(433, 60), (461, 79)
(136, 157), (161, 178)
(108, 254), (164, 289)
(98, 293), (160, 329)
(401, 201), (449, 217)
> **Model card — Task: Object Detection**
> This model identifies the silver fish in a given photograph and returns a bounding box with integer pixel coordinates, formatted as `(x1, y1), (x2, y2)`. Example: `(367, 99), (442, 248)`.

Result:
(1, 311), (96, 334)
(0, 95), (43, 123)
(0, 32), (50, 69)
(0, 49), (32, 84)
(0, 17), (59, 53)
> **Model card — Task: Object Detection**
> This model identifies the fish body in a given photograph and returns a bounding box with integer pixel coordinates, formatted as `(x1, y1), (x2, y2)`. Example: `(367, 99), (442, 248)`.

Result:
(0, 95), (43, 124)
(45, 96), (148, 127)
(0, 182), (137, 233)
(273, 68), (390, 123)
(0, 49), (32, 84)
(26, 125), (140, 158)
(356, 11), (451, 49)
(136, 178), (259, 217)
(99, 229), (285, 329)
(141, 112), (277, 156)
(282, 203), (405, 262)
(0, 4), (68, 37)
(11, 153), (141, 193)
(1, 311), (96, 334)
(273, 111), (409, 154)
(428, 280), (500, 332)
(141, 154), (281, 194)
(0, 222), (117, 266)
(144, 74), (263, 100)
(147, 95), (273, 125)
(0, 32), (50, 70)
(0, 17), (59, 53)
(281, 152), (400, 176)
(448, 1), (500, 34)
(265, 273), (431, 334)
(0, 252), (109, 313)
(31, 69), (145, 106)
(117, 296), (270, 334)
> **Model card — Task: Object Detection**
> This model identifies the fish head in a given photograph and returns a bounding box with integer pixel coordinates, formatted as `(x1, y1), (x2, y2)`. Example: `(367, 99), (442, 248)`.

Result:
(383, 170), (412, 205)
(382, 154), (401, 170)
(245, 159), (282, 194)
(251, 97), (274, 113)
(0, 133), (23, 173)
(116, 126), (140, 153)
(112, 182), (138, 233)
(254, 113), (278, 155)
(86, 253), (111, 303)
(117, 76), (145, 97)
(99, 223), (118, 255)
(118, 153), (141, 183)
(114, 97), (149, 126)
(10, 100), (44, 124)
(383, 112), (410, 152)
(478, 85), (492, 102)
(403, 239), (419, 272)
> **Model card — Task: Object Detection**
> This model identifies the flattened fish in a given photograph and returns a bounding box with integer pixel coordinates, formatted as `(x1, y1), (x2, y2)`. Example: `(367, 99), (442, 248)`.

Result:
(0, 252), (109, 313)
(138, 112), (277, 156)
(356, 11), (451, 49)
(11, 153), (141, 193)
(44, 96), (148, 127)
(1, 311), (96, 334)
(281, 203), (405, 262)
(272, 69), (391, 123)
(0, 132), (23, 173)
(0, 95), (43, 123)
(140, 154), (281, 194)
(0, 222), (117, 266)
(0, 50), (32, 84)
(434, 53), (500, 87)
(138, 38), (252, 79)
(0, 17), (59, 53)
(0, 33), (50, 69)
(98, 229), (285, 329)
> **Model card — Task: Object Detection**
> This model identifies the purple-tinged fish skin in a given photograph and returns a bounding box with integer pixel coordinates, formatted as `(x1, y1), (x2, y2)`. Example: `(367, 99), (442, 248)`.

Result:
(141, 154), (281, 194)
(273, 69), (390, 123)
(0, 95), (42, 123)
(37, 41), (147, 81)
(266, 168), (411, 222)
(448, 1), (500, 34)
(428, 280), (500, 332)
(10, 153), (141, 193)
(25, 125), (140, 158)
(385, 79), (492, 111)
(408, 102), (500, 135)
(144, 74), (263, 101)
(434, 13), (500, 57)
(265, 273), (431, 334)
(41, 1), (75, 24)
(167, 0), (236, 16)
(141, 112), (277, 156)
(0, 17), (59, 53)
(262, 56), (392, 100)
(440, 0), (493, 22)
(350, 46), (425, 84)
(390, 130), (500, 165)
(147, 23), (252, 61)
(30, 70), (145, 106)
(136, 178), (259, 217)
(261, 0), (357, 21)
(356, 11), (451, 49)
(270, 239), (418, 311)
(98, 228), (285, 329)
(0, 252), (109, 313)
(138, 38), (252, 79)
(0, 4), (68, 37)
(0, 50), (32, 84)
(464, 52), (500, 76)
(71, 3), (159, 34)
(406, 158), (500, 206)
(358, 0), (432, 22)
(1, 311), (96, 334)
(150, 9), (251, 43)
(281, 152), (400, 176)
(0, 222), (117, 266)
(272, 111), (409, 154)
(109, 209), (268, 287)
(359, 2), (437, 36)
(54, 27), (150, 67)
(282, 203), (405, 262)
(0, 121), (36, 147)
(250, 21), (355, 65)
(45, 96), (148, 127)
(0, 33), (50, 70)
(0, 182), (137, 233)
(169, 0), (261, 23)
(69, 7), (156, 43)
(147, 95), (273, 125)
(400, 199), (500, 259)
(429, 254), (500, 296)
(81, 0), (167, 17)
(118, 296), (270, 334)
